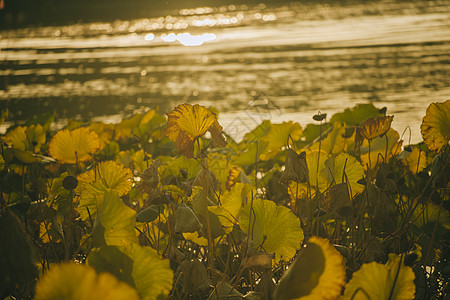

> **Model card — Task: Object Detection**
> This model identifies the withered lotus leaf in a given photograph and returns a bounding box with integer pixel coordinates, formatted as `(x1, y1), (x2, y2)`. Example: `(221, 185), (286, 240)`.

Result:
(165, 103), (226, 157)
(280, 149), (308, 183)
(421, 100), (450, 152)
(357, 115), (394, 141)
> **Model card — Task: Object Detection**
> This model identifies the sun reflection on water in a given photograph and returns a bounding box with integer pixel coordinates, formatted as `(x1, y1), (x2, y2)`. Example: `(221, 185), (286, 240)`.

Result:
(160, 32), (216, 46)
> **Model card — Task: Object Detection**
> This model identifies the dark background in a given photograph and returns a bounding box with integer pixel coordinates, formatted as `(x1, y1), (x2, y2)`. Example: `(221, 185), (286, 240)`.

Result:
(1, 0), (298, 29)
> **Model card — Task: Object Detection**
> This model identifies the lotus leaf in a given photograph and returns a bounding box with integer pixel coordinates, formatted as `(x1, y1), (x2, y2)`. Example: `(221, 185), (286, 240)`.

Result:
(403, 148), (427, 174)
(4, 124), (45, 152)
(165, 103), (226, 157)
(323, 152), (364, 195)
(358, 115), (394, 141)
(421, 100), (450, 152)
(209, 183), (245, 231)
(240, 198), (303, 262)
(274, 236), (345, 300)
(88, 244), (173, 300)
(342, 254), (415, 300)
(330, 103), (381, 125)
(77, 161), (133, 220)
(260, 121), (302, 160)
(92, 190), (138, 247)
(34, 263), (140, 300)
(48, 127), (101, 164)
(360, 128), (402, 168)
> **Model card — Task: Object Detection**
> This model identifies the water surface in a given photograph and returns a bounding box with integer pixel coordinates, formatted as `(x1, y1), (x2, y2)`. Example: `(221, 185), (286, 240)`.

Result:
(1, 0), (449, 142)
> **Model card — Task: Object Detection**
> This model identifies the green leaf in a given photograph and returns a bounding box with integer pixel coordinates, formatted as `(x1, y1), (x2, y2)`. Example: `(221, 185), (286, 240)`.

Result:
(274, 236), (345, 300)
(342, 254), (415, 300)
(130, 243), (174, 300)
(136, 205), (161, 223)
(93, 190), (138, 247)
(0, 210), (38, 288)
(88, 244), (173, 300)
(323, 153), (365, 195)
(34, 263), (140, 300)
(330, 103), (382, 125)
(240, 198), (303, 262)
(260, 121), (302, 160)
(209, 183), (245, 231)
(77, 161), (133, 220)
(87, 246), (135, 286)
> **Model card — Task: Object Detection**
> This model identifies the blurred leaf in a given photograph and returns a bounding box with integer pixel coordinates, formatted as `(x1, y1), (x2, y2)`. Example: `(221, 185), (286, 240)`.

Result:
(208, 282), (243, 300)
(34, 263), (140, 300)
(402, 147), (428, 174)
(0, 210), (38, 288)
(330, 103), (382, 125)
(260, 121), (302, 160)
(4, 124), (45, 152)
(360, 128), (402, 168)
(87, 245), (135, 286)
(12, 148), (42, 164)
(310, 123), (348, 154)
(175, 202), (202, 233)
(421, 100), (450, 152)
(240, 198), (303, 262)
(136, 205), (161, 223)
(342, 254), (415, 300)
(178, 258), (211, 294)
(326, 183), (352, 219)
(274, 236), (345, 300)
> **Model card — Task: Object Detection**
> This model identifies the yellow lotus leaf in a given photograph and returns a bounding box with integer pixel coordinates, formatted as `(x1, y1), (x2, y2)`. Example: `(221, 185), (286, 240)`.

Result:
(77, 161), (133, 220)
(77, 161), (133, 196)
(342, 254), (415, 300)
(4, 124), (45, 152)
(0, 154), (4, 170)
(165, 103), (226, 157)
(260, 121), (303, 160)
(323, 153), (364, 195)
(310, 123), (348, 154)
(240, 198), (303, 262)
(421, 100), (450, 152)
(358, 115), (394, 141)
(209, 183), (245, 232)
(360, 128), (402, 168)
(403, 148), (427, 174)
(207, 152), (231, 189)
(49, 127), (101, 164)
(274, 236), (346, 300)
(92, 190), (138, 247)
(34, 263), (140, 300)
(89, 122), (115, 148)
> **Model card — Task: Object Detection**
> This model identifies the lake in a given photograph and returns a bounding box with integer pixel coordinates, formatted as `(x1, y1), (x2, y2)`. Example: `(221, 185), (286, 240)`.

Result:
(1, 0), (449, 143)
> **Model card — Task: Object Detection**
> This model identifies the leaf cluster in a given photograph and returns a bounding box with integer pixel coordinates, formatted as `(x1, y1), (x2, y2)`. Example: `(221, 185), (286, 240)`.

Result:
(0, 101), (448, 299)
